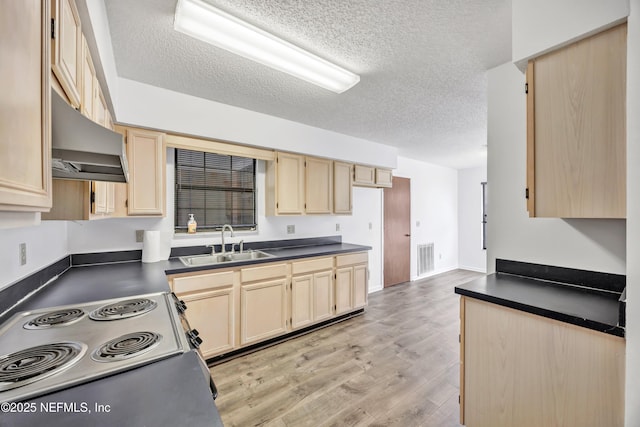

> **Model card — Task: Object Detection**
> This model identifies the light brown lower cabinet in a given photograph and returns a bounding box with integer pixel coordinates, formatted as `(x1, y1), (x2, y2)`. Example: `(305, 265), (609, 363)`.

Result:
(240, 279), (288, 346)
(291, 274), (314, 329)
(171, 270), (238, 359)
(291, 256), (335, 329)
(335, 252), (368, 315)
(240, 263), (289, 346)
(460, 296), (625, 427)
(168, 253), (368, 359)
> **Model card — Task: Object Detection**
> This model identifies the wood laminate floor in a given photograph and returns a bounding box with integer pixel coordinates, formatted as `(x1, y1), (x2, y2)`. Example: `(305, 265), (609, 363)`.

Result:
(210, 269), (484, 427)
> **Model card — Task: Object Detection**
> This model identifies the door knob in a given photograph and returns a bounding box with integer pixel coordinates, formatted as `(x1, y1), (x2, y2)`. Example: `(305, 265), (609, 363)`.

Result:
(404, 234), (411, 237)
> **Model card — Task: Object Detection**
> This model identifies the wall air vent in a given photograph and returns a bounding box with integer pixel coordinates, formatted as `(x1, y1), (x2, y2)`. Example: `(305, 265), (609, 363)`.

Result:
(417, 243), (434, 276)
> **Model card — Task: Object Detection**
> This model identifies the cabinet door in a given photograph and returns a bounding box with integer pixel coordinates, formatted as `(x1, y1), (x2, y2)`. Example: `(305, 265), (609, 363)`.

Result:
(335, 267), (353, 315)
(313, 270), (334, 322)
(125, 128), (166, 216)
(463, 297), (625, 427)
(105, 108), (114, 131)
(275, 152), (304, 214)
(375, 168), (393, 188)
(181, 287), (235, 358)
(353, 165), (375, 186)
(0, 0), (52, 212)
(51, 0), (81, 108)
(527, 24), (626, 218)
(93, 85), (107, 128)
(80, 35), (95, 120)
(92, 181), (108, 214)
(333, 161), (353, 215)
(353, 264), (367, 308)
(240, 278), (287, 345)
(305, 157), (332, 214)
(291, 274), (314, 329)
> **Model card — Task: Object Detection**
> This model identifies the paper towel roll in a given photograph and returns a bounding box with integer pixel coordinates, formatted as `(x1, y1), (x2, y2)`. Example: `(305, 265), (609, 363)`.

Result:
(142, 231), (171, 263)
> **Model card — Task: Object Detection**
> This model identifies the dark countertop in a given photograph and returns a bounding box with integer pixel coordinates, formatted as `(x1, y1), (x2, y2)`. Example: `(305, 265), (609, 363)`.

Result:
(8, 242), (371, 315)
(455, 273), (625, 337)
(163, 242), (372, 275)
(2, 351), (222, 427)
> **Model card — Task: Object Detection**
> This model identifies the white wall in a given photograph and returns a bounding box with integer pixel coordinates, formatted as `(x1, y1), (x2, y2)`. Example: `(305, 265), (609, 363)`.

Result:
(458, 166), (487, 272)
(486, 62), (626, 275)
(512, 0), (629, 68)
(116, 78), (397, 170)
(0, 222), (68, 289)
(394, 156), (459, 280)
(626, 1), (640, 425)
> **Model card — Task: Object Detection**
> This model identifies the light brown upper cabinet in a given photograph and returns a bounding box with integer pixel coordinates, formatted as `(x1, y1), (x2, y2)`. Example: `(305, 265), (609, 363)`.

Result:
(353, 165), (393, 188)
(375, 168), (393, 188)
(526, 23), (626, 218)
(42, 179), (127, 220)
(333, 161), (353, 215)
(266, 152), (305, 215)
(51, 0), (81, 108)
(80, 35), (95, 120)
(353, 165), (375, 186)
(305, 157), (333, 214)
(123, 128), (166, 216)
(0, 0), (52, 212)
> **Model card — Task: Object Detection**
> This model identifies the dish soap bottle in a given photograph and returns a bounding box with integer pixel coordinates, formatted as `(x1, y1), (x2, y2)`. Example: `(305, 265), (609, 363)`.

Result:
(187, 214), (197, 234)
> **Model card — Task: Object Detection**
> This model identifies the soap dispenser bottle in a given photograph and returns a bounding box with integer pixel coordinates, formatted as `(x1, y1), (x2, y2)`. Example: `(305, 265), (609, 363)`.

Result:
(187, 213), (197, 234)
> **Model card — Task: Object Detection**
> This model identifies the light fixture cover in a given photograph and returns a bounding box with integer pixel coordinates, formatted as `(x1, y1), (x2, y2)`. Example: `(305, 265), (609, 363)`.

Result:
(174, 0), (360, 93)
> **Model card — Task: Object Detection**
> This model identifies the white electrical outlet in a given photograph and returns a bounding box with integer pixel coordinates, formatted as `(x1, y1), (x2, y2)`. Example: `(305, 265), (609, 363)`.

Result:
(336, 223), (340, 232)
(287, 225), (295, 234)
(136, 230), (145, 243)
(19, 243), (26, 266)
(368, 222), (373, 230)
(416, 220), (421, 227)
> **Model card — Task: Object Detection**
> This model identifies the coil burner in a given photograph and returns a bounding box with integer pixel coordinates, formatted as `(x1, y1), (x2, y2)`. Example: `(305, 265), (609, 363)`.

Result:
(89, 298), (157, 321)
(91, 332), (162, 362)
(0, 342), (87, 391)
(23, 309), (85, 329)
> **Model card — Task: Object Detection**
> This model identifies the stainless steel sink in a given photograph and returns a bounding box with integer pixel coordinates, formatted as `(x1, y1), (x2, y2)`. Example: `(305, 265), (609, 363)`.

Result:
(179, 250), (273, 267)
(224, 251), (273, 261)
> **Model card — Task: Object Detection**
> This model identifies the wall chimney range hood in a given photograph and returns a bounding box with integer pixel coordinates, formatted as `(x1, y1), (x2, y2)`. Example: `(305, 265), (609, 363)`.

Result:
(51, 90), (129, 183)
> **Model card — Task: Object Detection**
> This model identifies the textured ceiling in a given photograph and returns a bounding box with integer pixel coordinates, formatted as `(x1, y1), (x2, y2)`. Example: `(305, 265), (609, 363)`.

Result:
(104, 0), (511, 169)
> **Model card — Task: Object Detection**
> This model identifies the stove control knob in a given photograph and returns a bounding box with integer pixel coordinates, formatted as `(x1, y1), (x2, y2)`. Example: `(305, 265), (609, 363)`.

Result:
(176, 300), (187, 314)
(187, 329), (203, 348)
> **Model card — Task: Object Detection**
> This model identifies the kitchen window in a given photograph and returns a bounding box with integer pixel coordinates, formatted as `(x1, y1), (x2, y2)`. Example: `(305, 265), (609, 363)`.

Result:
(174, 149), (256, 232)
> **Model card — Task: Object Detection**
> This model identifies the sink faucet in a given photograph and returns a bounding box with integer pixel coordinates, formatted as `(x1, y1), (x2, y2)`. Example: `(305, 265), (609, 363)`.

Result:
(234, 240), (245, 254)
(220, 224), (234, 254)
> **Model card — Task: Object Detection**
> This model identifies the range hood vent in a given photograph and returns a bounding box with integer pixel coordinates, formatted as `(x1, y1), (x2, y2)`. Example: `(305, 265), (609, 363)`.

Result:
(51, 90), (129, 183)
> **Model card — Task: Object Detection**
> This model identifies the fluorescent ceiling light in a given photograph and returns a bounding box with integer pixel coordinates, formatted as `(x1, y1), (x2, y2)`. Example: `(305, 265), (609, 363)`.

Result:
(174, 0), (360, 93)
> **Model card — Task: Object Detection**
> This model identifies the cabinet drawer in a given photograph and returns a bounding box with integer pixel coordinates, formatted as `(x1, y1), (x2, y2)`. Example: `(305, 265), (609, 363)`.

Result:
(172, 270), (235, 294)
(336, 252), (368, 267)
(291, 257), (334, 275)
(240, 263), (288, 283)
